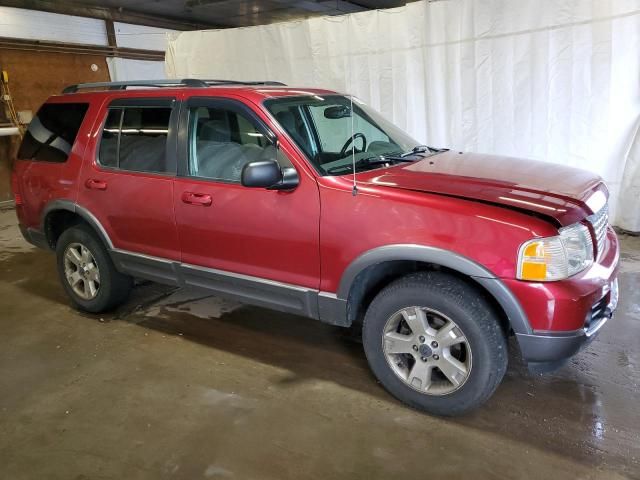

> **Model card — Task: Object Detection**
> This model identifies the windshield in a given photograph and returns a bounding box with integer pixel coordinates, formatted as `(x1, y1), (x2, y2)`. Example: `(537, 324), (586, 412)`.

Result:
(264, 95), (421, 175)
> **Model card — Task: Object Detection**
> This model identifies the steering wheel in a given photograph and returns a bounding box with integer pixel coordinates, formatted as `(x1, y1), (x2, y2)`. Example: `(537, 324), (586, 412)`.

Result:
(340, 133), (367, 157)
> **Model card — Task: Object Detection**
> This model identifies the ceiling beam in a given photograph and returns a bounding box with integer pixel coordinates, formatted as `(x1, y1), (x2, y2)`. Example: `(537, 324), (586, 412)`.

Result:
(268, 1), (367, 14)
(345, 0), (408, 8)
(105, 18), (117, 47)
(182, 0), (369, 28)
(0, 0), (221, 30)
(0, 36), (165, 60)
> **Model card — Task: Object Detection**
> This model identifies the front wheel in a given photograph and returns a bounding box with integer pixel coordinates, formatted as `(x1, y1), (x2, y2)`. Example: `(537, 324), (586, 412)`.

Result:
(362, 272), (508, 416)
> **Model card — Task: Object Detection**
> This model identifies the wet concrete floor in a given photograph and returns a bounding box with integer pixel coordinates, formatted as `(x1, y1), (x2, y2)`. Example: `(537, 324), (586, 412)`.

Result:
(0, 208), (638, 479)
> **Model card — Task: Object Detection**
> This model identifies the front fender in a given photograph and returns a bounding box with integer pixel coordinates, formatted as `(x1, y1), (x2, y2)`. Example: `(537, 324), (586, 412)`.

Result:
(332, 244), (532, 335)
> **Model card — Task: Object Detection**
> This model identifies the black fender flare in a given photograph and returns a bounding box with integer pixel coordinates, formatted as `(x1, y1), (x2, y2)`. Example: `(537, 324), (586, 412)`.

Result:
(41, 199), (114, 250)
(335, 244), (532, 335)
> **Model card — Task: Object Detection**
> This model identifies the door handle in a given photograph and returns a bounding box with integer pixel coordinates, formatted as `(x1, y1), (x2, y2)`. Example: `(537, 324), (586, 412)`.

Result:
(85, 178), (107, 190)
(181, 191), (212, 206)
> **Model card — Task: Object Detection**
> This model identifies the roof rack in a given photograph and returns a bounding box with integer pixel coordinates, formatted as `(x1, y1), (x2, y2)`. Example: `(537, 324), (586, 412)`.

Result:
(62, 79), (286, 94)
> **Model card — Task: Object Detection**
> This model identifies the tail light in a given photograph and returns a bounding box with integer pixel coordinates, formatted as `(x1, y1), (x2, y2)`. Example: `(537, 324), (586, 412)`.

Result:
(11, 170), (23, 206)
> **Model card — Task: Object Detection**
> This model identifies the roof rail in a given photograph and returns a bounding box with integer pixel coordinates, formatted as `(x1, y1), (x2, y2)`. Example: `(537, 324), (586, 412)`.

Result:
(62, 78), (286, 94)
(201, 80), (287, 86)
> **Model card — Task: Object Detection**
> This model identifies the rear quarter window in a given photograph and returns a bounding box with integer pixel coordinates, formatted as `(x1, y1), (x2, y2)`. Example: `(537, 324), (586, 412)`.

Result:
(17, 102), (89, 163)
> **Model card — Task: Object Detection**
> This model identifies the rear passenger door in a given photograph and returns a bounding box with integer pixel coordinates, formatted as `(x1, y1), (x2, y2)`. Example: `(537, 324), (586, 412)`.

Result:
(173, 96), (321, 290)
(78, 97), (180, 263)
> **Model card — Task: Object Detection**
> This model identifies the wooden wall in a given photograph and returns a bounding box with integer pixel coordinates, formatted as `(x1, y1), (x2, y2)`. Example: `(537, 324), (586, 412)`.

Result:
(0, 49), (110, 202)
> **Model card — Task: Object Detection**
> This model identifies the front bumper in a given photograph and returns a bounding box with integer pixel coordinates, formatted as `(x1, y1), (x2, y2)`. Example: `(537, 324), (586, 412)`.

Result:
(516, 277), (617, 372)
(507, 227), (620, 372)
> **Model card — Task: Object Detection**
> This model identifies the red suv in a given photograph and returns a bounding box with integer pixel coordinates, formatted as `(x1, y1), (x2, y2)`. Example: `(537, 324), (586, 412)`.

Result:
(12, 79), (619, 415)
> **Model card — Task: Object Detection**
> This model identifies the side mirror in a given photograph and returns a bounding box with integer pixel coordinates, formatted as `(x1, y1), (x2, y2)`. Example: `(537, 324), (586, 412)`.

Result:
(241, 160), (281, 188)
(241, 160), (299, 190)
(274, 167), (299, 190)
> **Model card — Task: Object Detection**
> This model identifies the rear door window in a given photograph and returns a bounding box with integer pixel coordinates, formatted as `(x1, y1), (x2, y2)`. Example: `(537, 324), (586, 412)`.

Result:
(17, 102), (89, 163)
(98, 105), (173, 174)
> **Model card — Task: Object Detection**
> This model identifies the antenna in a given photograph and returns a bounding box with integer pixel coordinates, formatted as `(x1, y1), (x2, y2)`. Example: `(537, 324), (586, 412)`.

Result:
(347, 15), (358, 196)
(350, 94), (357, 196)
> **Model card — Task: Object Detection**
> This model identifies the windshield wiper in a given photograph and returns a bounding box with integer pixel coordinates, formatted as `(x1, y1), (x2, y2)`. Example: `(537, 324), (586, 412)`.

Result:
(407, 145), (449, 155)
(326, 154), (416, 175)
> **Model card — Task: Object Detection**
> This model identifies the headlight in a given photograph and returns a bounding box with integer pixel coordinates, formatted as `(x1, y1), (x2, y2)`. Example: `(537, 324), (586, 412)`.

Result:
(517, 223), (594, 281)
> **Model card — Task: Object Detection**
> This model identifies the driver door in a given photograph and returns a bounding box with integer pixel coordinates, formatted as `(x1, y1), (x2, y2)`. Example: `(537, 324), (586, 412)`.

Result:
(173, 96), (321, 291)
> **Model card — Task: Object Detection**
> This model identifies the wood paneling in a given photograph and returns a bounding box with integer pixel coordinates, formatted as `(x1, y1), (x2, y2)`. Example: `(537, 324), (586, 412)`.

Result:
(0, 49), (109, 112)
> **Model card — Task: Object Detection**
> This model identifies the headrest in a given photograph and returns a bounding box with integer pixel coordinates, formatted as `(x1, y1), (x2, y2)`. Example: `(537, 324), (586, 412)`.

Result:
(276, 110), (296, 131)
(199, 119), (230, 142)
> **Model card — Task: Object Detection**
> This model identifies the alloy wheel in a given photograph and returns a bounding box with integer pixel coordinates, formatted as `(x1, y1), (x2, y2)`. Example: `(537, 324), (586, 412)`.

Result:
(63, 242), (101, 300)
(382, 306), (473, 395)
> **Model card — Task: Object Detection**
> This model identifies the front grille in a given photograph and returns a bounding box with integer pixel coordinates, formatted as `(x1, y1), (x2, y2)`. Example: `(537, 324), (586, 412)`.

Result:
(584, 294), (609, 331)
(588, 202), (608, 258)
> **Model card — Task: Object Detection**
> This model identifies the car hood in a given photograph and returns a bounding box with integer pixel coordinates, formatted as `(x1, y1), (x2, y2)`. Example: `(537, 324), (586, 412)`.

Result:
(355, 150), (606, 226)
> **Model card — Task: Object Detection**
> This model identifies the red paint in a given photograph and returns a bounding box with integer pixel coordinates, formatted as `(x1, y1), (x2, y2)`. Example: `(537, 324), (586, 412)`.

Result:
(355, 150), (605, 226)
(503, 228), (619, 331)
(173, 149), (321, 288)
(10, 170), (22, 206)
(13, 86), (620, 334)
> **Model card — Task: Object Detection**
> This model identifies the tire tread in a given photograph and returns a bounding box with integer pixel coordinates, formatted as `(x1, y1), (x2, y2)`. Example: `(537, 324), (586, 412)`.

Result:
(56, 224), (132, 313)
(362, 271), (508, 416)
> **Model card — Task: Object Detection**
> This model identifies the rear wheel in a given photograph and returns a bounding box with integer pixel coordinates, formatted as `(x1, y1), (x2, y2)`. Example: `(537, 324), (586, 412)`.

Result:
(56, 224), (132, 313)
(362, 271), (507, 416)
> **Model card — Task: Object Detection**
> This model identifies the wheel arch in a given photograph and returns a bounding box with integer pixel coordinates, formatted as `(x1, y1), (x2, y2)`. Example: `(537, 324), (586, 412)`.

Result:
(337, 245), (532, 336)
(42, 199), (113, 250)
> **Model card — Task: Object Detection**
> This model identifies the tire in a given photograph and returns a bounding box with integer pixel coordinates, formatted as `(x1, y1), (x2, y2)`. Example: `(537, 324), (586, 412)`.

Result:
(362, 271), (508, 416)
(56, 224), (132, 313)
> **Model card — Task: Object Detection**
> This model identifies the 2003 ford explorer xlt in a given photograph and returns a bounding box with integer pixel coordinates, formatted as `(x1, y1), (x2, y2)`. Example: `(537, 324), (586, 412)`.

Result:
(12, 79), (619, 416)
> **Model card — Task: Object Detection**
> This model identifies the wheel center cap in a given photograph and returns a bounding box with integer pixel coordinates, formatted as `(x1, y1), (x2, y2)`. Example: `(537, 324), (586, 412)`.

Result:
(418, 344), (433, 357)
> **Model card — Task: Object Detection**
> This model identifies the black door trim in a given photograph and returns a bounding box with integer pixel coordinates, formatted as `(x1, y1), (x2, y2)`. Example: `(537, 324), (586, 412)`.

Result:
(111, 248), (325, 321)
(180, 263), (319, 319)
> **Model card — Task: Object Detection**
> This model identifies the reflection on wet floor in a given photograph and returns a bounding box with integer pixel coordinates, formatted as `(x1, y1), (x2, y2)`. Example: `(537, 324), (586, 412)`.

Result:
(0, 208), (638, 479)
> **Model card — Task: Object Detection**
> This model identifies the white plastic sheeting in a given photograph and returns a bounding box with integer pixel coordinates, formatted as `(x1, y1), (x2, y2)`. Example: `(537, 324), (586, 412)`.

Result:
(0, 6), (108, 45)
(166, 0), (640, 230)
(107, 58), (167, 81)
